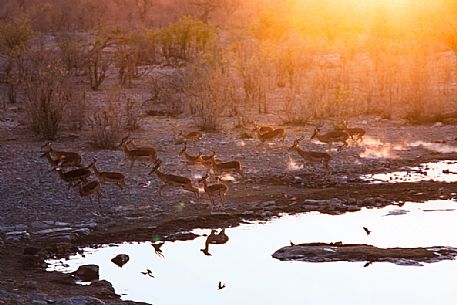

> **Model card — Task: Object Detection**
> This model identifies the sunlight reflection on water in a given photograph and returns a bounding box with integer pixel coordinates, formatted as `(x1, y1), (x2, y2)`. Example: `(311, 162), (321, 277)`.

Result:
(361, 160), (457, 183)
(47, 200), (457, 305)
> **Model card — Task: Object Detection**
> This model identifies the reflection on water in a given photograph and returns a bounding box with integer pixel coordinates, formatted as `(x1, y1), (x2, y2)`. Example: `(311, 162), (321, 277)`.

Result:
(200, 229), (229, 256)
(361, 160), (457, 183)
(47, 200), (457, 305)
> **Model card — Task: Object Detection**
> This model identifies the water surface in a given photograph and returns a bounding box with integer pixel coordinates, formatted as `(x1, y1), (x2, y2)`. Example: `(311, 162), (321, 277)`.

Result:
(361, 160), (457, 183)
(48, 200), (457, 305)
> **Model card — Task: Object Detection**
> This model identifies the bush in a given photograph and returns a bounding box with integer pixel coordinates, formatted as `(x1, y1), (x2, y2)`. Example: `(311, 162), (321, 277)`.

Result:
(157, 16), (216, 64)
(87, 91), (123, 149)
(126, 96), (141, 131)
(182, 50), (237, 131)
(0, 18), (34, 104)
(22, 51), (71, 139)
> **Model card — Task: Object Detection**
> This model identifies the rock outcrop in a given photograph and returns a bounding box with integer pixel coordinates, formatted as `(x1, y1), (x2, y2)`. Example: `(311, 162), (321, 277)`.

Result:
(272, 242), (457, 266)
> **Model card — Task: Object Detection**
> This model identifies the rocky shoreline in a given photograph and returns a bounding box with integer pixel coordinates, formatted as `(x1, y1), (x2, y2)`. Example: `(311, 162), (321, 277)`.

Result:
(1, 119), (457, 304)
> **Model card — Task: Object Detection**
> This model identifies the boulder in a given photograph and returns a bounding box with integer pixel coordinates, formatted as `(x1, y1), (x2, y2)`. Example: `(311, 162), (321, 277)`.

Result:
(72, 265), (99, 282)
(110, 254), (129, 267)
(272, 242), (457, 266)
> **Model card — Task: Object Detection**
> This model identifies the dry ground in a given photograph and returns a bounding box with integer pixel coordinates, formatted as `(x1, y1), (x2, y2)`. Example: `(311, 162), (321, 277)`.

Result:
(1, 110), (457, 304)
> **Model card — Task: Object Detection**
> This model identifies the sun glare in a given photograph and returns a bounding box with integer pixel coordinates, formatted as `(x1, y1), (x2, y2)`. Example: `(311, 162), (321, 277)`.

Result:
(364, 0), (411, 7)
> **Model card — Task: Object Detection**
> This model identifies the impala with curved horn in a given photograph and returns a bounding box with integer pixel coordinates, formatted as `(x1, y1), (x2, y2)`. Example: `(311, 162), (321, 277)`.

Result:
(119, 136), (157, 171)
(199, 171), (229, 205)
(41, 142), (82, 167)
(179, 143), (203, 165)
(148, 159), (199, 198)
(310, 123), (349, 151)
(288, 137), (332, 173)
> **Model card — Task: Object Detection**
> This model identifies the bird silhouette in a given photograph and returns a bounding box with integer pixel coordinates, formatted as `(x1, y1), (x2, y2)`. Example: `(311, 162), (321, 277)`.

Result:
(218, 281), (226, 290)
(363, 261), (374, 268)
(152, 242), (165, 258)
(290, 240), (296, 246)
(141, 269), (155, 278)
(363, 227), (371, 235)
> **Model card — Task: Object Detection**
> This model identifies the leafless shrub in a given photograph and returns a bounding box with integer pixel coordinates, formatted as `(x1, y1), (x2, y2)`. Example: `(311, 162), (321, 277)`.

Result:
(87, 91), (123, 149)
(65, 89), (87, 130)
(0, 18), (34, 104)
(57, 34), (86, 75)
(22, 50), (71, 139)
(144, 73), (185, 116)
(281, 90), (311, 126)
(183, 52), (236, 131)
(233, 42), (271, 114)
(126, 96), (141, 131)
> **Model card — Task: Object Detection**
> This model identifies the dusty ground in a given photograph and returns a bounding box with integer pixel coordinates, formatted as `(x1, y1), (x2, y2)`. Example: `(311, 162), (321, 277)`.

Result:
(1, 110), (457, 304)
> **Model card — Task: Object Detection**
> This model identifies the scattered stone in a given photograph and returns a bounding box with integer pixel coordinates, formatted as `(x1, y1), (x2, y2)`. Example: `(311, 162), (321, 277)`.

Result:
(0, 225), (16, 233)
(15, 224), (28, 231)
(32, 227), (92, 242)
(384, 209), (409, 216)
(5, 231), (30, 241)
(55, 296), (106, 305)
(30, 221), (52, 231)
(73, 228), (90, 236)
(74, 222), (97, 230)
(111, 254), (129, 267)
(302, 198), (343, 206)
(261, 211), (274, 218)
(72, 265), (99, 282)
(34, 228), (74, 235)
(256, 201), (276, 208)
(54, 222), (71, 228)
(272, 242), (457, 266)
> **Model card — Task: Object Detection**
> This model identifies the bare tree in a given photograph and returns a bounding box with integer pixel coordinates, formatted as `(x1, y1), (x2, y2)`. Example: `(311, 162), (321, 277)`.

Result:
(84, 33), (118, 90)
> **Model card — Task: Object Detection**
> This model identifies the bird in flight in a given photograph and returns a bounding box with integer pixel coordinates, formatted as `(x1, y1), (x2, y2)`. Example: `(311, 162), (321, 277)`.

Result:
(218, 281), (226, 290)
(363, 227), (371, 235)
(141, 269), (155, 278)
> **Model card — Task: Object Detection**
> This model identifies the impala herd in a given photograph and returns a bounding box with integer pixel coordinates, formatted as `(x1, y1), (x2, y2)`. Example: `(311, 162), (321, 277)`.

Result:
(40, 120), (365, 211)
